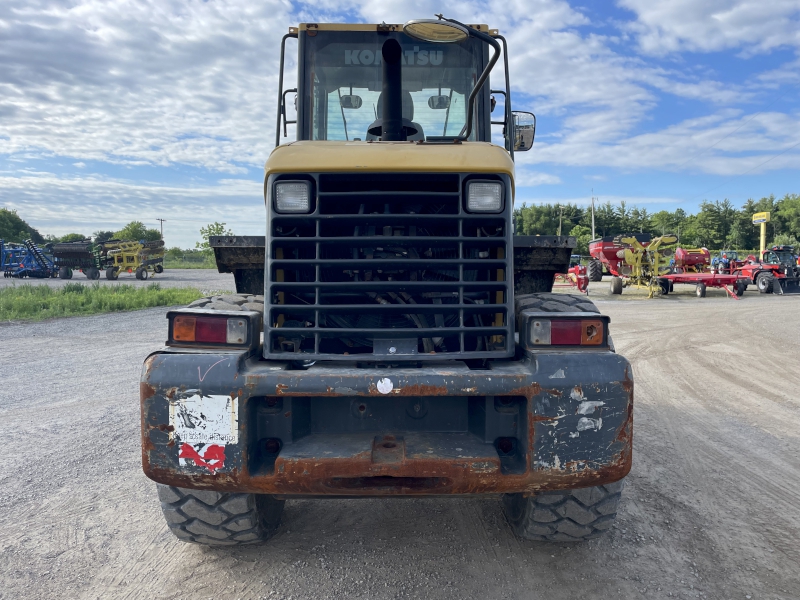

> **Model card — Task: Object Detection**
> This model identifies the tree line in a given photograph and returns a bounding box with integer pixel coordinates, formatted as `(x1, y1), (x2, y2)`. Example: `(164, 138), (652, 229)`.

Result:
(514, 193), (800, 254)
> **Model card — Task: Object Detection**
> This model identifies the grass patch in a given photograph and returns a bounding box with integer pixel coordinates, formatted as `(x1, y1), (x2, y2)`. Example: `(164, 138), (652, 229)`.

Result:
(163, 258), (217, 269)
(0, 282), (204, 322)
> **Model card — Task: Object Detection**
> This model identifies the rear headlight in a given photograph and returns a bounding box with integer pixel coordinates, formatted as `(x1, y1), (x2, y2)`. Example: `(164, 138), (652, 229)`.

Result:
(274, 181), (311, 213)
(522, 311), (608, 349)
(466, 181), (503, 212)
(168, 309), (259, 348)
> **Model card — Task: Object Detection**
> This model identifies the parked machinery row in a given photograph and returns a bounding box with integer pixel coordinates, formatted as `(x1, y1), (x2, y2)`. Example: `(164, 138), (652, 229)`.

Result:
(51, 239), (165, 280)
(587, 234), (800, 298)
(1, 239), (56, 278)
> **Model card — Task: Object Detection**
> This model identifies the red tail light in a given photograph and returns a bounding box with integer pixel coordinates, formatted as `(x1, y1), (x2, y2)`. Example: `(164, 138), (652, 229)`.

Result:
(525, 314), (608, 348)
(168, 309), (258, 348)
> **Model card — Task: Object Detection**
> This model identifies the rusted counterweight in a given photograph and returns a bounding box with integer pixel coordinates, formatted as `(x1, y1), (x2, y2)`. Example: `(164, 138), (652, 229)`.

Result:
(141, 349), (632, 496)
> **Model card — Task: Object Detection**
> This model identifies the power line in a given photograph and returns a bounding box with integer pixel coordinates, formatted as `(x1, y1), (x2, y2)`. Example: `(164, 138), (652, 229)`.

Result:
(692, 138), (800, 200)
(675, 83), (797, 171)
(156, 218), (166, 238)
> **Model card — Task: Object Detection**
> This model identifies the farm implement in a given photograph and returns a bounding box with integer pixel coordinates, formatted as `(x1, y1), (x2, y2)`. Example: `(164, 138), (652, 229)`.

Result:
(102, 240), (165, 280)
(1, 239), (55, 278)
(52, 239), (105, 279)
(660, 272), (746, 299)
(553, 254), (589, 294)
(606, 234), (677, 298)
(587, 233), (651, 282)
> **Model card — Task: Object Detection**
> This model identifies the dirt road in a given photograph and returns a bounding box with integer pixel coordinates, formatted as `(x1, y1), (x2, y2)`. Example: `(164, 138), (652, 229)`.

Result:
(1, 292), (798, 600)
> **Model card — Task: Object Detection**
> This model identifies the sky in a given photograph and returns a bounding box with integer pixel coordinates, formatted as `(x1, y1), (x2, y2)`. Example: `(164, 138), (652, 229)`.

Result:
(1, 0), (799, 248)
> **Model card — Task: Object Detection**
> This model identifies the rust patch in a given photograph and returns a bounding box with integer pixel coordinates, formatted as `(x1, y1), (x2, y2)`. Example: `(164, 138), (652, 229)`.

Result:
(157, 424), (175, 433)
(392, 383), (448, 396)
(284, 411), (292, 418)
(507, 382), (542, 401)
(142, 432), (155, 453)
(144, 449), (630, 496)
(620, 366), (633, 395)
(140, 382), (156, 401)
(275, 383), (289, 395)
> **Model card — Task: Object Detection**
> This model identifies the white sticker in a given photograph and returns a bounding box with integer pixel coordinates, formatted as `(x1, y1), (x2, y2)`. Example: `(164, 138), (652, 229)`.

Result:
(376, 378), (394, 394)
(169, 394), (239, 473)
(170, 394), (239, 446)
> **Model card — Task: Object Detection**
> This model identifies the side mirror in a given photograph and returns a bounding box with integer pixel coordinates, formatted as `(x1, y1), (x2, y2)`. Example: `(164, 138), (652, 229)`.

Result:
(427, 95), (450, 110)
(512, 111), (536, 152)
(339, 95), (363, 109)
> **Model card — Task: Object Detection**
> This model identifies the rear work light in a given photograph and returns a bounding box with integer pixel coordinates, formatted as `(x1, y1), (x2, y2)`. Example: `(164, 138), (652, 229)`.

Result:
(521, 311), (609, 349)
(167, 309), (260, 349)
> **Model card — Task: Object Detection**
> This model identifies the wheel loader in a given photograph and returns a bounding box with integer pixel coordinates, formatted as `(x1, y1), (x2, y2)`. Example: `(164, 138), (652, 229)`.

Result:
(140, 17), (633, 545)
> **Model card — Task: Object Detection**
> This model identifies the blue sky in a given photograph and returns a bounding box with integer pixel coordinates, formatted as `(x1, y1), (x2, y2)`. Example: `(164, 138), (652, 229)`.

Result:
(1, 0), (799, 247)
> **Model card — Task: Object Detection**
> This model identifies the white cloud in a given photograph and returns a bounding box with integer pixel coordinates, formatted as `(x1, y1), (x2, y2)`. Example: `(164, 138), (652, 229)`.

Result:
(515, 168), (561, 187)
(619, 0), (800, 55)
(0, 0), (294, 172)
(1, 171), (264, 247)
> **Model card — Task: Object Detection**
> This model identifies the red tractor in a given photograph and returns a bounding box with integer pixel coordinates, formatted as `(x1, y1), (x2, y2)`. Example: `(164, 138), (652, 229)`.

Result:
(587, 233), (651, 282)
(734, 245), (800, 294)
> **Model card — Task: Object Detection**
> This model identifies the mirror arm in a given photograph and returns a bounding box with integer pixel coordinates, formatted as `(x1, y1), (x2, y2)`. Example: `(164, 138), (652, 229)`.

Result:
(495, 34), (513, 158)
(282, 88), (297, 137)
(275, 31), (298, 148)
(438, 18), (501, 142)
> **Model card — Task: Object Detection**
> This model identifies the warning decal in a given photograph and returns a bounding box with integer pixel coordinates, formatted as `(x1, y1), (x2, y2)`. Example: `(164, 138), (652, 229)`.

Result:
(169, 394), (238, 473)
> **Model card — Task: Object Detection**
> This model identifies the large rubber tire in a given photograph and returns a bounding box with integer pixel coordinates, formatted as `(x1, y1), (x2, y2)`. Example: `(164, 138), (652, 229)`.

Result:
(85, 268), (100, 280)
(154, 264), (164, 274)
(187, 292), (265, 315)
(610, 276), (623, 295)
(58, 266), (72, 280)
(757, 272), (774, 294)
(696, 283), (706, 298)
(587, 259), (603, 282)
(504, 480), (625, 541)
(659, 278), (670, 295)
(156, 484), (284, 545)
(514, 292), (599, 333)
(735, 281), (746, 297)
(105, 267), (118, 280)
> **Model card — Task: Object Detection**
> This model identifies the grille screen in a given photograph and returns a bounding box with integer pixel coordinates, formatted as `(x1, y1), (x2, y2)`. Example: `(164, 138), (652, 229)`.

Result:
(265, 173), (513, 360)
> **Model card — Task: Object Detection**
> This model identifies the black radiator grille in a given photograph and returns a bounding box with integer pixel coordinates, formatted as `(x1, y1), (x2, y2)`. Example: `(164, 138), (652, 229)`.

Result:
(265, 172), (514, 361)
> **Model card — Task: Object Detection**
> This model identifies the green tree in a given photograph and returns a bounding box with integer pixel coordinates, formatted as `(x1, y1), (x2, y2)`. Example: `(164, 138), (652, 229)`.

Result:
(196, 222), (234, 254)
(93, 230), (116, 243)
(57, 233), (89, 243)
(115, 221), (162, 242)
(569, 225), (593, 255)
(0, 208), (45, 243)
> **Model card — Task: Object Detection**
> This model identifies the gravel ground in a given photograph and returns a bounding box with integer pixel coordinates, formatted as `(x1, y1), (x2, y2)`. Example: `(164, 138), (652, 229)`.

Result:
(0, 291), (798, 600)
(0, 268), (236, 293)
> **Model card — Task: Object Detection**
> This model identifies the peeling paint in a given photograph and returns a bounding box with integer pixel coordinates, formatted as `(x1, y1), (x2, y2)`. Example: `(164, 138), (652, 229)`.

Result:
(576, 417), (603, 432)
(577, 400), (605, 414)
(549, 369), (565, 379)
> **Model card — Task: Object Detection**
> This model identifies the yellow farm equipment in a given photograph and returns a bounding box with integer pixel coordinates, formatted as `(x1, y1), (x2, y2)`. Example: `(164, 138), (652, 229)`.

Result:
(103, 240), (165, 280)
(609, 234), (677, 297)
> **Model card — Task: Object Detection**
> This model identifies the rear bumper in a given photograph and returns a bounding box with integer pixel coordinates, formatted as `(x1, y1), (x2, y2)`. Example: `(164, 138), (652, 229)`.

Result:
(141, 350), (632, 496)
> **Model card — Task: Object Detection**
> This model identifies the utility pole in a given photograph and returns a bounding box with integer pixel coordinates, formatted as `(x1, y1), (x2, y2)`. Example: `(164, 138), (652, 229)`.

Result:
(557, 205), (564, 236)
(156, 218), (166, 240)
(591, 189), (597, 239)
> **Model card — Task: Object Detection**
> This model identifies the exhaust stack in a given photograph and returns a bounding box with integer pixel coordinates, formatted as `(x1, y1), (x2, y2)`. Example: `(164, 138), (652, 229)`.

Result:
(380, 39), (405, 141)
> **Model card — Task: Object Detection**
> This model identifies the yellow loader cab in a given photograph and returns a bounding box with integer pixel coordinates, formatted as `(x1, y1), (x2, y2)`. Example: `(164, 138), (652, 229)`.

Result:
(141, 18), (633, 546)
